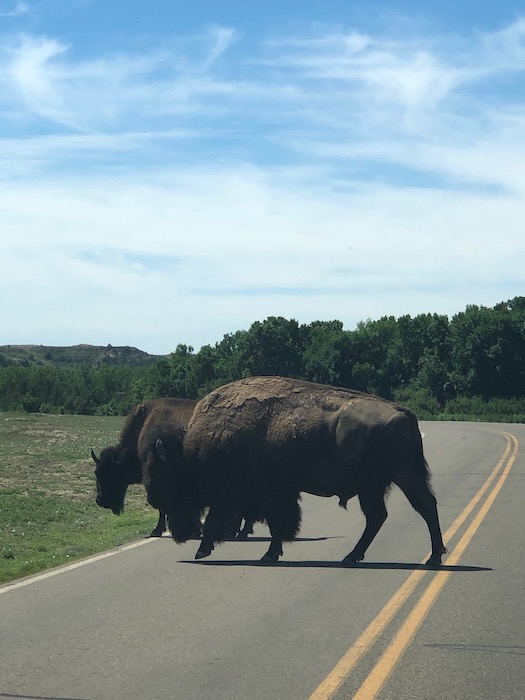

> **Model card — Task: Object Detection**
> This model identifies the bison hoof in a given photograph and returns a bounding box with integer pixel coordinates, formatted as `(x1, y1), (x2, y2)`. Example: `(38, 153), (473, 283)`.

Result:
(195, 548), (212, 560)
(235, 531), (249, 540)
(147, 530), (164, 538)
(425, 555), (442, 567)
(260, 552), (280, 564)
(342, 553), (364, 565)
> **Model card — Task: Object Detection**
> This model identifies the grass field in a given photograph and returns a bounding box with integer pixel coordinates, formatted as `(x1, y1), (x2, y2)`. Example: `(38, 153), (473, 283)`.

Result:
(0, 412), (162, 584)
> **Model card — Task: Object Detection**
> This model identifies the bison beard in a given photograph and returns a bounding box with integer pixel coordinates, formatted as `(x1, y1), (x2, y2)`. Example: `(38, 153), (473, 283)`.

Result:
(91, 445), (137, 515)
(148, 376), (446, 566)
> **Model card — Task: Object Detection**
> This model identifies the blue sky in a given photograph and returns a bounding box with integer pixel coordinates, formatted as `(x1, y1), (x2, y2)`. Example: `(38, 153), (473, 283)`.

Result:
(2, 1), (524, 354)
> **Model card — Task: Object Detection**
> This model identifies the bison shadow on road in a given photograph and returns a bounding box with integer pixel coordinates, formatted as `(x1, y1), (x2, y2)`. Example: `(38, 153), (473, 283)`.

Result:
(182, 559), (492, 572)
(423, 642), (525, 656)
(0, 692), (91, 700)
(152, 535), (337, 542)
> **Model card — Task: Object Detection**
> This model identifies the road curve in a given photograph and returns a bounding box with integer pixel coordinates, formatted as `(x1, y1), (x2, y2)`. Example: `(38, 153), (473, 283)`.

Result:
(1, 421), (524, 700)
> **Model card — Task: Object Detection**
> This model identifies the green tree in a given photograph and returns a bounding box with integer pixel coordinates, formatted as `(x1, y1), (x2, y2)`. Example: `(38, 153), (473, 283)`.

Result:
(302, 320), (345, 385)
(213, 331), (248, 385)
(449, 303), (525, 398)
(238, 317), (307, 378)
(349, 316), (402, 397)
(146, 357), (174, 397)
(397, 314), (452, 403)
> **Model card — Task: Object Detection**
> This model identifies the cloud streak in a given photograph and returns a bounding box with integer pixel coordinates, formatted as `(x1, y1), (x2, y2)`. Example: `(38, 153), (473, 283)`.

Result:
(2, 18), (524, 184)
(0, 1), (28, 17)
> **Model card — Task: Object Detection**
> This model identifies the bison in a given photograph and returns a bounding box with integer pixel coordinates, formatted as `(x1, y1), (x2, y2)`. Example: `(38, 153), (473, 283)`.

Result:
(92, 397), (256, 540)
(147, 376), (446, 566)
(91, 398), (197, 537)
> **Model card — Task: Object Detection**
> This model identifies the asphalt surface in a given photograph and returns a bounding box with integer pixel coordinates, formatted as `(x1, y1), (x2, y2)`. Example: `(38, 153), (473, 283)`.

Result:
(1, 421), (524, 700)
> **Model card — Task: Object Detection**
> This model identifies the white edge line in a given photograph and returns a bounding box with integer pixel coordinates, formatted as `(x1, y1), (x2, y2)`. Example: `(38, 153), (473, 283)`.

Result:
(0, 537), (160, 594)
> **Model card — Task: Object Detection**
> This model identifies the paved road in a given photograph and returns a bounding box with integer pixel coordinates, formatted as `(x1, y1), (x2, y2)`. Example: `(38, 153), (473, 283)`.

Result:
(1, 421), (524, 700)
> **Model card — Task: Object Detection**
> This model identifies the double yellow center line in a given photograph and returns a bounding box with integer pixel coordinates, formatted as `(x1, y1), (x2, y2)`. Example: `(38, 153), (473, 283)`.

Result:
(309, 431), (519, 700)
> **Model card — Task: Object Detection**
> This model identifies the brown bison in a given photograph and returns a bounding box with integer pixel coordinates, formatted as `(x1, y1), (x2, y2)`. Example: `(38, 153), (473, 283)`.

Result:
(148, 376), (446, 566)
(92, 397), (256, 540)
(91, 398), (198, 537)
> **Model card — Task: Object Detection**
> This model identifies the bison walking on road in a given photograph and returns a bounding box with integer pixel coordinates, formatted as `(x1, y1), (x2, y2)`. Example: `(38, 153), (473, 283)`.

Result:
(92, 397), (257, 541)
(91, 398), (197, 537)
(147, 376), (446, 566)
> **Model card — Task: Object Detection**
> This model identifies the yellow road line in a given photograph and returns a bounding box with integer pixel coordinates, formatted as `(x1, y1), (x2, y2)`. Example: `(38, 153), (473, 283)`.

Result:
(353, 432), (518, 699)
(309, 432), (517, 700)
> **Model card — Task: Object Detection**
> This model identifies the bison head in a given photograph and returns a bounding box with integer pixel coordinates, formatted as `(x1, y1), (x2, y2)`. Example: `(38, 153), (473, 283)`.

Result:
(141, 438), (178, 513)
(91, 445), (138, 515)
(142, 438), (204, 542)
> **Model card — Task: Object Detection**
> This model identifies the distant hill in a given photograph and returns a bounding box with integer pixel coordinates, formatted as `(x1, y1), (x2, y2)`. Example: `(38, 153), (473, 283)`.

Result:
(0, 344), (163, 369)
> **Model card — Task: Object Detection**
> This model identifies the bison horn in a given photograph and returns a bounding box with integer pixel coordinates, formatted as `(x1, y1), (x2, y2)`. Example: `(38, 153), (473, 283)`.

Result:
(156, 439), (168, 462)
(91, 448), (101, 466)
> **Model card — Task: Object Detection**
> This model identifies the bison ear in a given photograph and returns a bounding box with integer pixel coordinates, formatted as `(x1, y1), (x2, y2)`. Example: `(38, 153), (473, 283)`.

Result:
(156, 439), (168, 462)
(91, 448), (101, 466)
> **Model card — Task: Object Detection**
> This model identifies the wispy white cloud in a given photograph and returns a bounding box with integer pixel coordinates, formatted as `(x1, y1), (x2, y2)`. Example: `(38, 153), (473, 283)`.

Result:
(0, 1), (28, 18)
(201, 25), (237, 69)
(261, 30), (461, 117)
(0, 26), (241, 131)
(477, 16), (525, 73)
(259, 20), (525, 197)
(5, 35), (72, 124)
(2, 17), (522, 143)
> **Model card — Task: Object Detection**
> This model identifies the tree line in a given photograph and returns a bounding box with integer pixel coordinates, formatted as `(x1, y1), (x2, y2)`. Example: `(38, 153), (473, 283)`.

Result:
(1, 297), (524, 421)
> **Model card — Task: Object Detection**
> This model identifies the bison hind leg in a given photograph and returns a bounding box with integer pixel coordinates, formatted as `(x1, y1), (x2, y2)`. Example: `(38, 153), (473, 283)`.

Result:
(394, 474), (446, 566)
(425, 552), (445, 567)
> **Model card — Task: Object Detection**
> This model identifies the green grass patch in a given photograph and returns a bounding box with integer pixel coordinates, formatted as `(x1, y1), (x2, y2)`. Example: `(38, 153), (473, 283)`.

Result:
(0, 412), (162, 584)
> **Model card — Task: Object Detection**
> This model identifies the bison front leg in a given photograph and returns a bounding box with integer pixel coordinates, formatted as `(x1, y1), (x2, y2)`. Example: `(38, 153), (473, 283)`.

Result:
(235, 517), (255, 540)
(194, 503), (240, 559)
(261, 492), (302, 564)
(148, 510), (167, 538)
(195, 509), (218, 559)
(343, 490), (387, 565)
(261, 539), (283, 563)
(195, 536), (215, 559)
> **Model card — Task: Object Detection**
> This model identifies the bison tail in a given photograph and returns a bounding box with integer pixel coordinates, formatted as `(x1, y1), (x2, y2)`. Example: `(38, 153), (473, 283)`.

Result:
(407, 414), (433, 485)
(413, 447), (433, 492)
